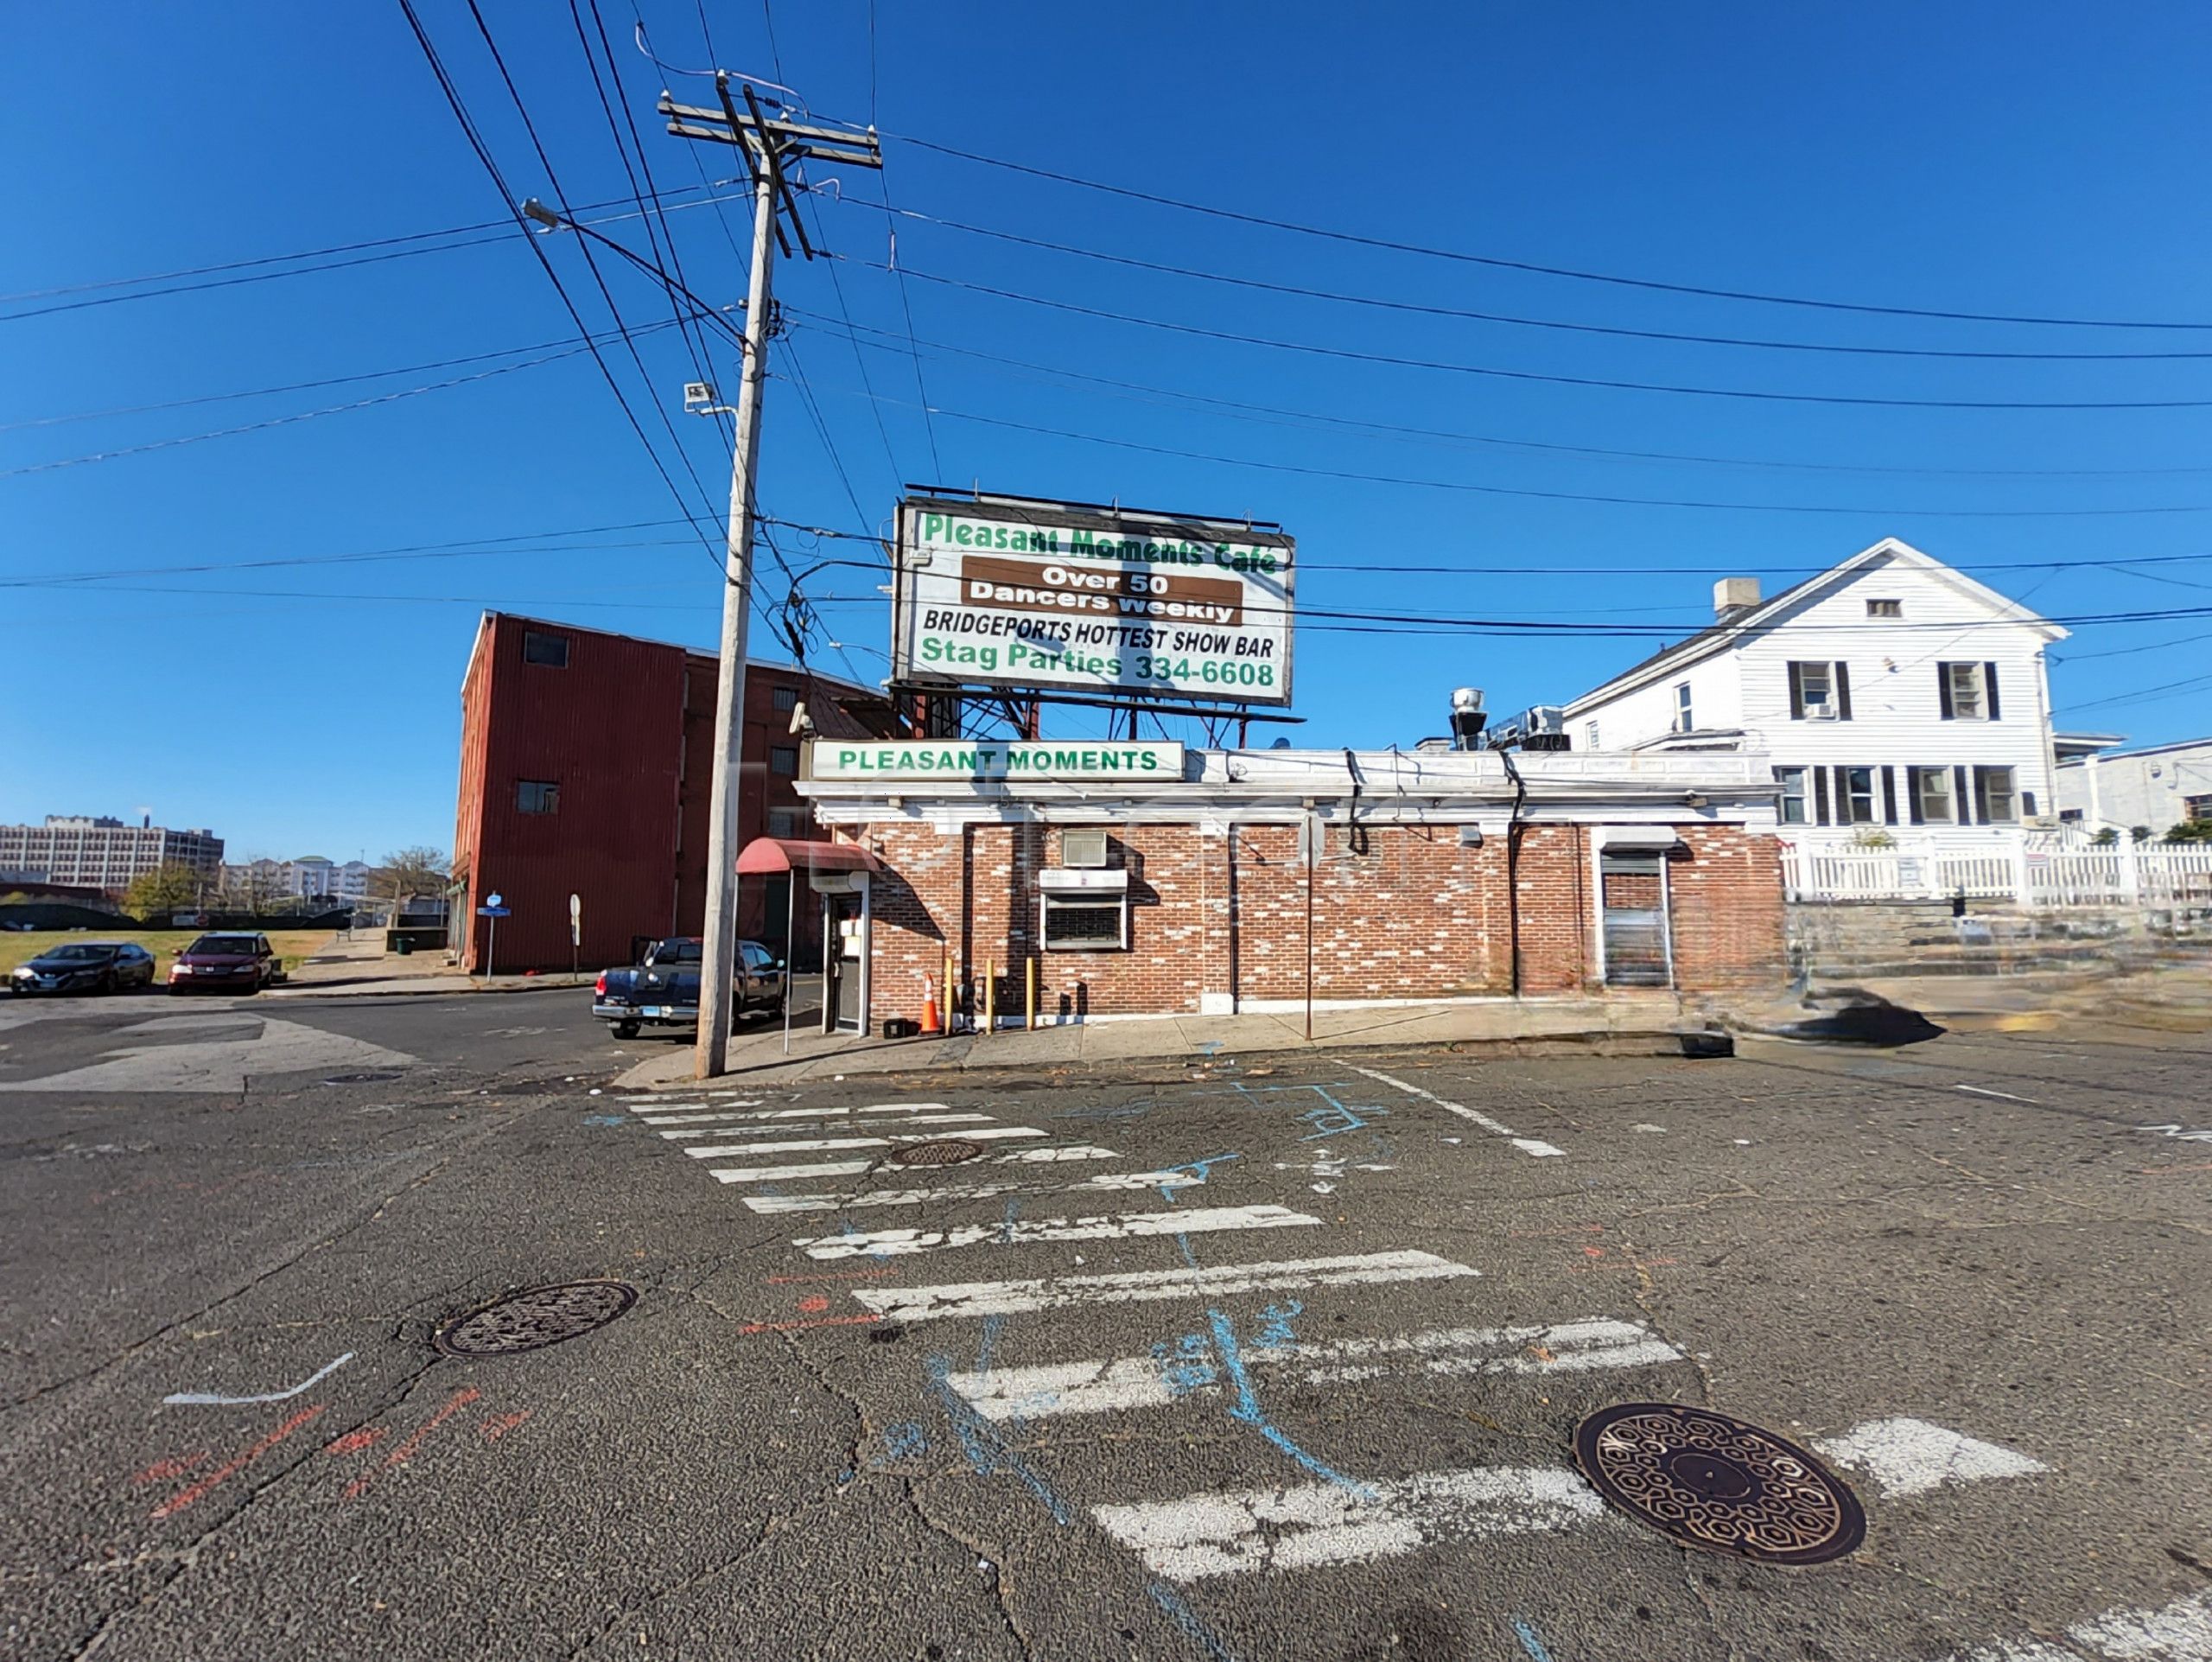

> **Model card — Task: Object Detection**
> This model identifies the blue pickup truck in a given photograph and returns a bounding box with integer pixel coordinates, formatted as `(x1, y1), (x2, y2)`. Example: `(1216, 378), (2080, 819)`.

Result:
(591, 936), (785, 1040)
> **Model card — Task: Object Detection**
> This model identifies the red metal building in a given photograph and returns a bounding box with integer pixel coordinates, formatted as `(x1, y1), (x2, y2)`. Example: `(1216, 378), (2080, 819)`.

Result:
(449, 613), (902, 973)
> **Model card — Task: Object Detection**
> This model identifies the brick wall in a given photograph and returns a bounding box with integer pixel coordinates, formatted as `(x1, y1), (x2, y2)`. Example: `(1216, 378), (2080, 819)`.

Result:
(860, 818), (1782, 1019)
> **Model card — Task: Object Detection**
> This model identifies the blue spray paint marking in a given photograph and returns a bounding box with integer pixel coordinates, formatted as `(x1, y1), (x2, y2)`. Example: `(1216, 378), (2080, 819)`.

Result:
(581, 1114), (626, 1127)
(975, 1314), (1005, 1380)
(1196, 1041), (1224, 1058)
(924, 1357), (1072, 1525)
(1000, 1198), (1021, 1244)
(1172, 1231), (1205, 1272)
(1157, 1152), (1240, 1203)
(1253, 1300), (1302, 1349)
(1512, 1618), (1558, 1662)
(1151, 1332), (1218, 1398)
(1298, 1087), (1389, 1141)
(1148, 1581), (1242, 1661)
(1205, 1309), (1375, 1498)
(880, 1421), (927, 1460)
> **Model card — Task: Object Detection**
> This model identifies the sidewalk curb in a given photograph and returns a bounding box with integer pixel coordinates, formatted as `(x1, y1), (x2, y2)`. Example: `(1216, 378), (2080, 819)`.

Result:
(268, 977), (588, 1002)
(614, 1022), (1734, 1092)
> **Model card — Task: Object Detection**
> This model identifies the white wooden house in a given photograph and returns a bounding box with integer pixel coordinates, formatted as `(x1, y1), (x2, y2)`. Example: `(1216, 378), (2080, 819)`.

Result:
(1560, 538), (2066, 864)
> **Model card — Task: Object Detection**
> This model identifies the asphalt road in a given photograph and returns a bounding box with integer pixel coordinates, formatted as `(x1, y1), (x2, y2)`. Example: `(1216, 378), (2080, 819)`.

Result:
(3, 987), (2208, 1661)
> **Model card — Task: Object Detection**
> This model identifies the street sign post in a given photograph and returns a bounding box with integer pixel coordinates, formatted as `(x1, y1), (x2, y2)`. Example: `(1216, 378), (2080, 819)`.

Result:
(477, 891), (509, 979)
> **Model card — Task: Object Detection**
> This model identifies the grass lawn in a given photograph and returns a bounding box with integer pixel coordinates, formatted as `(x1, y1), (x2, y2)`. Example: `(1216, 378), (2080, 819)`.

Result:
(0, 928), (337, 982)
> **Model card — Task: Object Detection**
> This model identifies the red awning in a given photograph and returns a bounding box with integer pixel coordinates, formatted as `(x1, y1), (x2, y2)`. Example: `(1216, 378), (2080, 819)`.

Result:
(735, 837), (886, 876)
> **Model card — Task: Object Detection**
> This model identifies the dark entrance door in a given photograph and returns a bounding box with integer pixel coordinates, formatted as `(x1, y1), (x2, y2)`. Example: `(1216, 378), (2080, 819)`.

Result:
(1600, 851), (1674, 988)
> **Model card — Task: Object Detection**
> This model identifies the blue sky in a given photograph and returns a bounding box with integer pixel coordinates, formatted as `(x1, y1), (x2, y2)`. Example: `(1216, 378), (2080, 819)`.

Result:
(5, 2), (2210, 862)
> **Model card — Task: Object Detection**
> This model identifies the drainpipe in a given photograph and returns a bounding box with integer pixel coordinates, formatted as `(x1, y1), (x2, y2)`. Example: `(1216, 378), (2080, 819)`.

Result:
(1495, 745), (1530, 996)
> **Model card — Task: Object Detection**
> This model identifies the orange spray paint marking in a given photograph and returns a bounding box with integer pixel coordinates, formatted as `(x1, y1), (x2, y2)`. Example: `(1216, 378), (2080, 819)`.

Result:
(151, 1404), (326, 1520)
(132, 1453), (207, 1487)
(344, 1386), (480, 1500)
(796, 1295), (832, 1315)
(480, 1410), (533, 1443)
(737, 1312), (881, 1335)
(321, 1427), (388, 1458)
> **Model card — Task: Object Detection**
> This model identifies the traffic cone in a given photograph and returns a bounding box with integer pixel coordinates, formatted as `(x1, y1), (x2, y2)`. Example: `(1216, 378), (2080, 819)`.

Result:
(918, 974), (942, 1036)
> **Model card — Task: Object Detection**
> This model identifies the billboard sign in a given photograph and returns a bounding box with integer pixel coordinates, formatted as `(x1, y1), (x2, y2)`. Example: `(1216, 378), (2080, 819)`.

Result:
(893, 494), (1294, 707)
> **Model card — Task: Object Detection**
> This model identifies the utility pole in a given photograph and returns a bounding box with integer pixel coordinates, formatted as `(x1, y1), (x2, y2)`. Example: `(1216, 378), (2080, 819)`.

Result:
(661, 76), (881, 1077)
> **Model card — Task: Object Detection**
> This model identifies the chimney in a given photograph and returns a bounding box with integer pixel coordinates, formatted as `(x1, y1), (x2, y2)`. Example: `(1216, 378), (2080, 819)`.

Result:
(1713, 576), (1761, 621)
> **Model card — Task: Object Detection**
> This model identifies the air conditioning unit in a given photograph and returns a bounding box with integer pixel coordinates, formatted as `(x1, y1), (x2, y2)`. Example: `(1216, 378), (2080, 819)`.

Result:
(1060, 828), (1109, 869)
(1805, 705), (1840, 722)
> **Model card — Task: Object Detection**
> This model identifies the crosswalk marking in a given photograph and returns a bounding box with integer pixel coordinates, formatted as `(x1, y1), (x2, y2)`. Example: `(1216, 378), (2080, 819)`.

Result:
(658, 1113), (992, 1139)
(1351, 1067), (1566, 1158)
(1093, 1465), (1604, 1582)
(639, 1103), (947, 1125)
(739, 1168), (1213, 1213)
(706, 1143), (1125, 1186)
(1094, 1415), (2053, 1583)
(1811, 1418), (2049, 1499)
(792, 1204), (1321, 1260)
(683, 1125), (1046, 1160)
(947, 1318), (1682, 1422)
(854, 1250), (1479, 1323)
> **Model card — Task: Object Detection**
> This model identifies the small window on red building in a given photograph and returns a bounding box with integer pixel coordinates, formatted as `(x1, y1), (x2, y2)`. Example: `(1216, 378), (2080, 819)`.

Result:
(768, 808), (804, 837)
(521, 630), (569, 668)
(517, 780), (560, 815)
(771, 685), (798, 713)
(769, 746), (799, 777)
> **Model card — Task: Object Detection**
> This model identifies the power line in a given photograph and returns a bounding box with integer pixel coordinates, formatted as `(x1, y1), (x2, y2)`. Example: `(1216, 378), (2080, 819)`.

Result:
(882, 265), (2212, 411)
(793, 307), (2212, 480)
(0, 340), (611, 479)
(889, 133), (2212, 335)
(755, 513), (2212, 581)
(461, 0), (728, 551)
(0, 319), (690, 434)
(397, 0), (723, 563)
(837, 200), (2212, 363)
(825, 385), (2212, 519)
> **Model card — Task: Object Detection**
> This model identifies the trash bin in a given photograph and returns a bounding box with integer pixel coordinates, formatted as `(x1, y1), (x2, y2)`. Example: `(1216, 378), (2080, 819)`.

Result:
(396, 935), (414, 956)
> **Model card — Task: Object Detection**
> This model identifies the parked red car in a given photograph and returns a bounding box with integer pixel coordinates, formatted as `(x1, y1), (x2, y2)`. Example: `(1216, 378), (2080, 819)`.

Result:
(168, 933), (285, 994)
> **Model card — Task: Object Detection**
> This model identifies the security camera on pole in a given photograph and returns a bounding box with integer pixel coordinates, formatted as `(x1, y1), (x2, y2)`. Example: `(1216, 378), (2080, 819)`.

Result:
(658, 74), (881, 1078)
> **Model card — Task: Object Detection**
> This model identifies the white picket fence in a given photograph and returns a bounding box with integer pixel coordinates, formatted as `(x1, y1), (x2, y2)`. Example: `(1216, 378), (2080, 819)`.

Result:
(1782, 837), (2212, 908)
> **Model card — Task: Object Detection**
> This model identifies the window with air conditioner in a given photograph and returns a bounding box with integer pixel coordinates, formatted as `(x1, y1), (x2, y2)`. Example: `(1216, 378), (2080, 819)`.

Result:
(1789, 660), (1848, 721)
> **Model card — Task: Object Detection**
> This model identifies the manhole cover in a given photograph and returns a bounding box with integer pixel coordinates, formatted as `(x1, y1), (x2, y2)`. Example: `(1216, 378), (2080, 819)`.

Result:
(1573, 1403), (1865, 1565)
(433, 1280), (637, 1357)
(889, 1139), (984, 1167)
(322, 1072), (401, 1086)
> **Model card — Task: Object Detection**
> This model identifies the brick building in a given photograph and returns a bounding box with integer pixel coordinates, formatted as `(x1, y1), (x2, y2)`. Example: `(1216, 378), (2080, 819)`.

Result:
(0, 815), (223, 894)
(795, 740), (1785, 1033)
(449, 613), (903, 972)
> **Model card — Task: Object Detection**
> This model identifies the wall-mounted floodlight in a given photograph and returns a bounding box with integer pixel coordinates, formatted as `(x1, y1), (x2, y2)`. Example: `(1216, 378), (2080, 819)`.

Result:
(683, 381), (718, 413)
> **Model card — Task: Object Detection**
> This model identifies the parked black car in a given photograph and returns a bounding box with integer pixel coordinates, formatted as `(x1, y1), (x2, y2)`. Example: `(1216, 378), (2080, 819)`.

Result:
(9, 941), (157, 996)
(592, 937), (785, 1040)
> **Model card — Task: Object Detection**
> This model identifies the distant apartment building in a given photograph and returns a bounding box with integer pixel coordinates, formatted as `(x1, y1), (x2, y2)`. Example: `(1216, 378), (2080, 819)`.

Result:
(223, 856), (375, 904)
(2056, 736), (2212, 836)
(0, 816), (223, 893)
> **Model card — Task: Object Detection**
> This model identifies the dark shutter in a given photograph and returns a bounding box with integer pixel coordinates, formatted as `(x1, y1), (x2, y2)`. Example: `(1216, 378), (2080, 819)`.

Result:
(1881, 767), (1899, 825)
(1972, 767), (1991, 823)
(1937, 665), (1955, 719)
(1954, 765), (1973, 825)
(1984, 663), (2001, 721)
(1907, 767), (1925, 825)
(1834, 662), (1853, 720)
(1788, 661), (1805, 719)
(1814, 767), (1831, 825)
